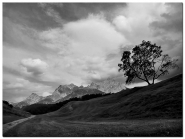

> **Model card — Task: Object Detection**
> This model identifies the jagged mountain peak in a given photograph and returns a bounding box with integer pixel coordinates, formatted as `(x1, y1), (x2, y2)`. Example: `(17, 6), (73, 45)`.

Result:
(26, 93), (42, 100)
(88, 78), (126, 93)
(69, 83), (76, 86)
(56, 83), (77, 90)
(79, 85), (84, 88)
(28, 93), (39, 97)
(13, 93), (44, 108)
(90, 82), (97, 85)
(66, 83), (77, 89)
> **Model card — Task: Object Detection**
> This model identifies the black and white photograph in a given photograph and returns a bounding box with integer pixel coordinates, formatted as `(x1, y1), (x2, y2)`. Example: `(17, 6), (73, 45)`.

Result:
(3, 2), (183, 137)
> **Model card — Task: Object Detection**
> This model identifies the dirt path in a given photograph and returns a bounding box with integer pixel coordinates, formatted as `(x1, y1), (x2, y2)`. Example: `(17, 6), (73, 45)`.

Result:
(3, 115), (35, 134)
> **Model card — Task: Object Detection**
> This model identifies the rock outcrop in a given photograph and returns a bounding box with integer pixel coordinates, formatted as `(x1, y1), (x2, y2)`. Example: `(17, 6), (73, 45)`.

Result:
(88, 78), (126, 93)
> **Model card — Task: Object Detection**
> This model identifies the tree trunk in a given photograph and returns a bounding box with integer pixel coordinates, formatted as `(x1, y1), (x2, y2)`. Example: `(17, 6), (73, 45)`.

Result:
(152, 79), (155, 84)
(147, 81), (151, 85)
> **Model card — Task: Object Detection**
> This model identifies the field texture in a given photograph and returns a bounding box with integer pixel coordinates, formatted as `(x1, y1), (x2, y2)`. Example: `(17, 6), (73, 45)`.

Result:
(4, 116), (182, 137)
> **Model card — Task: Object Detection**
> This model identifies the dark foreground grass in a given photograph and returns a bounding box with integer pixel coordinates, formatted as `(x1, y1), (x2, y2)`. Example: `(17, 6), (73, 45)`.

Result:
(4, 116), (182, 137)
(3, 115), (25, 124)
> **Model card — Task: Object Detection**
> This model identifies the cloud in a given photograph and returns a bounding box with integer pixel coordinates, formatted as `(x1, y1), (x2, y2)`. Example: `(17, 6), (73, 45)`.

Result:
(3, 17), (55, 56)
(42, 91), (51, 97)
(38, 28), (71, 54)
(5, 83), (24, 88)
(150, 3), (183, 33)
(38, 3), (127, 22)
(4, 77), (54, 102)
(34, 14), (127, 85)
(38, 3), (64, 24)
(61, 15), (126, 81)
(113, 15), (132, 33)
(3, 3), (59, 30)
(20, 58), (48, 76)
(63, 15), (126, 56)
(4, 78), (51, 91)
(112, 3), (168, 45)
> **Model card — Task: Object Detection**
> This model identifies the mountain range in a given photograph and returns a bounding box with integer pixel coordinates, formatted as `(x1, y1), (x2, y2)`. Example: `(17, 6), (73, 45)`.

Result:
(13, 78), (126, 108)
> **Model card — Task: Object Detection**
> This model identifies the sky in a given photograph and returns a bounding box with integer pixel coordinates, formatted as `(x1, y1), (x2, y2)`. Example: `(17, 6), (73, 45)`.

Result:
(3, 3), (183, 102)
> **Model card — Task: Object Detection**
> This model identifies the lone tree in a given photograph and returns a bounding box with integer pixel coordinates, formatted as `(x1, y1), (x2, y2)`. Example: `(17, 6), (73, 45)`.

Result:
(118, 40), (178, 85)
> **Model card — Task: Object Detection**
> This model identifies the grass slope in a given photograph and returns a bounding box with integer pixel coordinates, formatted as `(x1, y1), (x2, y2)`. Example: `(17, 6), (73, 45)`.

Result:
(47, 74), (182, 121)
(3, 102), (31, 124)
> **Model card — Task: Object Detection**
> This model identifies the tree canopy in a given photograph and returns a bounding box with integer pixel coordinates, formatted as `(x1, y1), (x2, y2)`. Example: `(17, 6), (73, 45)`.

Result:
(118, 40), (179, 85)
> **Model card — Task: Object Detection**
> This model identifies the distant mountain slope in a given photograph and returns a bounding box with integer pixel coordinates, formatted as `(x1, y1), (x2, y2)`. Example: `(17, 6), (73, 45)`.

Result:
(88, 78), (126, 93)
(14, 79), (126, 107)
(38, 79), (126, 104)
(22, 93), (111, 115)
(13, 93), (44, 108)
(38, 85), (105, 104)
(47, 74), (182, 121)
(3, 101), (31, 124)
(55, 87), (105, 103)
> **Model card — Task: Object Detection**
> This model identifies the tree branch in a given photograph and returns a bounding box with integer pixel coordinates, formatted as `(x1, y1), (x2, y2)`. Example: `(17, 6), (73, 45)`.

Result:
(155, 56), (165, 76)
(127, 63), (147, 82)
(155, 70), (167, 79)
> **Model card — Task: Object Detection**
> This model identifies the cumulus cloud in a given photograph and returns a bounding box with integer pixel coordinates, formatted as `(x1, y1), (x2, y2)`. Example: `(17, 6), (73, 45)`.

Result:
(20, 58), (48, 76)
(112, 3), (167, 45)
(63, 15), (126, 57)
(62, 15), (126, 82)
(113, 15), (131, 33)
(34, 15), (127, 85)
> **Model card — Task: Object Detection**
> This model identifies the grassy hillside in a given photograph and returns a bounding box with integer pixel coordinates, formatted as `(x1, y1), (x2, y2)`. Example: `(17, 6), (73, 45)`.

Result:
(47, 74), (182, 121)
(3, 101), (31, 124)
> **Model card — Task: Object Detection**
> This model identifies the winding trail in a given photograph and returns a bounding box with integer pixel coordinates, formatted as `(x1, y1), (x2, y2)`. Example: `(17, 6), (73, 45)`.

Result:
(3, 115), (35, 134)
